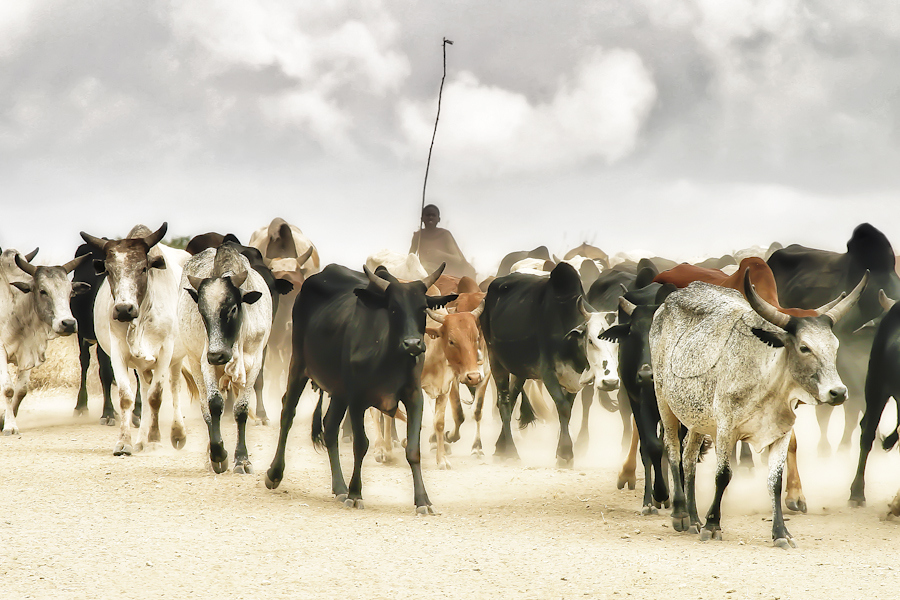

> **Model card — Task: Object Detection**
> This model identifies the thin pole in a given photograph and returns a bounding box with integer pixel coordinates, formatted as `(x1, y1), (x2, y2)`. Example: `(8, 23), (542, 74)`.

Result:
(415, 37), (453, 256)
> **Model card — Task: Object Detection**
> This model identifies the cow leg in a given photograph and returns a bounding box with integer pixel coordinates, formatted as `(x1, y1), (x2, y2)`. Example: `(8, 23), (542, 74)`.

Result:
(814, 404), (833, 456)
(403, 386), (435, 515)
(232, 389), (253, 475)
(659, 399), (688, 531)
(447, 384), (465, 444)
(74, 335), (92, 417)
(849, 390), (891, 507)
(574, 384), (594, 457)
(784, 430), (806, 513)
(264, 360), (310, 489)
(471, 379), (487, 457)
(639, 386), (668, 509)
(493, 369), (521, 461)
(618, 389), (632, 451)
(542, 375), (576, 468)
(169, 360), (187, 450)
(682, 431), (704, 534)
(434, 390), (451, 470)
(324, 395), (350, 500)
(97, 345), (117, 426)
(341, 413), (352, 443)
(343, 404), (369, 509)
(701, 432), (736, 541)
(135, 369), (165, 453)
(110, 346), (136, 456)
(738, 442), (754, 470)
(131, 370), (142, 428)
(768, 433), (796, 548)
(3, 370), (31, 435)
(617, 416), (639, 490)
(373, 410), (394, 464)
(0, 355), (12, 434)
(198, 361), (228, 472)
(253, 346), (269, 426)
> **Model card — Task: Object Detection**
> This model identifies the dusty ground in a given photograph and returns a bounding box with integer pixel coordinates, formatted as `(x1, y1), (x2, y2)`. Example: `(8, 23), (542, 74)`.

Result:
(3, 382), (900, 600)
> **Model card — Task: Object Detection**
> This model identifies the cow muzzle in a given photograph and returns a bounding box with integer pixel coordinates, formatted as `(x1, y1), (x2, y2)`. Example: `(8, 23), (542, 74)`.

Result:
(462, 371), (483, 386)
(825, 385), (848, 406)
(599, 376), (620, 391)
(402, 338), (426, 356)
(114, 303), (138, 322)
(636, 364), (653, 386)
(56, 318), (77, 336)
(207, 350), (233, 366)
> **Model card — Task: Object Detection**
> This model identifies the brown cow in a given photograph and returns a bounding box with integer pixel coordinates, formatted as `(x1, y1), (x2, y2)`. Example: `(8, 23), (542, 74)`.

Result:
(651, 256), (828, 513)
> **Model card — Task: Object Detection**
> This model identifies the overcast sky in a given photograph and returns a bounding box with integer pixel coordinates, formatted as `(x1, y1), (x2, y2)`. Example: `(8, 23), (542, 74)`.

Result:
(2, 1), (899, 273)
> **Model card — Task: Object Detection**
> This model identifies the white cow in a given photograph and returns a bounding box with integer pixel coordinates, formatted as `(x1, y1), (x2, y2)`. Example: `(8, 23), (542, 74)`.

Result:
(0, 250), (89, 434)
(175, 245), (272, 474)
(81, 224), (188, 456)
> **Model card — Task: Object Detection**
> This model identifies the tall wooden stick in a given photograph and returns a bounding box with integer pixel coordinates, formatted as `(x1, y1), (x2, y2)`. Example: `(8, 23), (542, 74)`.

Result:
(414, 37), (453, 256)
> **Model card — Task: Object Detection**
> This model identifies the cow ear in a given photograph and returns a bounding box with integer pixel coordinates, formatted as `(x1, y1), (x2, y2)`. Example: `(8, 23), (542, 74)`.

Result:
(12, 281), (32, 294)
(93, 260), (106, 275)
(599, 324), (629, 343)
(275, 278), (294, 295)
(427, 294), (458, 309)
(426, 327), (441, 339)
(354, 287), (388, 307)
(150, 256), (166, 270)
(751, 327), (786, 348)
(566, 323), (586, 341)
(72, 282), (91, 296)
(242, 290), (263, 305)
(184, 288), (199, 304)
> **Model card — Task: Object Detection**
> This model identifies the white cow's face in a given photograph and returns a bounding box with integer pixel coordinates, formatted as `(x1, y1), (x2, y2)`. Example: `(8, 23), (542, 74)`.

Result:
(581, 311), (620, 391)
(785, 318), (844, 406)
(14, 266), (82, 335)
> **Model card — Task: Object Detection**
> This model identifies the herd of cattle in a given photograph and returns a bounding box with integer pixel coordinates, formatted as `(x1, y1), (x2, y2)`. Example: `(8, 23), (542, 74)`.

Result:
(2, 219), (900, 547)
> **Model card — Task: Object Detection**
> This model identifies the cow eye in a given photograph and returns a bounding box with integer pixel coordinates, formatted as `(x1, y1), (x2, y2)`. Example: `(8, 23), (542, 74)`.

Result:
(40, 289), (48, 296)
(799, 344), (811, 354)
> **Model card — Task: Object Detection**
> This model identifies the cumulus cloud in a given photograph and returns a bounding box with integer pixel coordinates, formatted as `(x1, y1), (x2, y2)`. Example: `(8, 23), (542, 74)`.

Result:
(398, 47), (658, 177)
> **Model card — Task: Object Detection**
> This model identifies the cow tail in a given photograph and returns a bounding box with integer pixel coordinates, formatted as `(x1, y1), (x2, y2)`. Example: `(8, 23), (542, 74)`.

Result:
(882, 429), (899, 452)
(518, 391), (537, 429)
(311, 390), (325, 450)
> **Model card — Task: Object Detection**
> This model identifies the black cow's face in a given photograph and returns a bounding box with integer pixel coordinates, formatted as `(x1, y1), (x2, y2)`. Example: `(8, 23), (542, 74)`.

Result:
(187, 275), (261, 365)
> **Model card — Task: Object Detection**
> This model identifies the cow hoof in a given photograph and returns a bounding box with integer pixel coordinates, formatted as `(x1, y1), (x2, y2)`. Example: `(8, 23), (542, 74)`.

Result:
(556, 457), (575, 469)
(848, 498), (866, 508)
(258, 418), (270, 427)
(234, 461), (254, 475)
(688, 524), (700, 535)
(343, 498), (364, 509)
(641, 506), (658, 516)
(113, 441), (132, 456)
(437, 460), (452, 470)
(171, 434), (186, 450)
(672, 515), (690, 532)
(264, 472), (281, 490)
(786, 498), (807, 513)
(617, 474), (637, 490)
(211, 459), (229, 474)
(335, 493), (348, 503)
(774, 537), (797, 549)
(699, 529), (722, 542)
(74, 408), (88, 418)
(2, 427), (19, 436)
(471, 448), (485, 458)
(99, 416), (117, 426)
(417, 505), (438, 516)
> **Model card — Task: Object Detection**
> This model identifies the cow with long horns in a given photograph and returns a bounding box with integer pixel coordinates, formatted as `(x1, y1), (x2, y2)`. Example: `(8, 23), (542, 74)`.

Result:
(265, 263), (456, 514)
(0, 250), (89, 434)
(650, 270), (866, 547)
(81, 223), (189, 456)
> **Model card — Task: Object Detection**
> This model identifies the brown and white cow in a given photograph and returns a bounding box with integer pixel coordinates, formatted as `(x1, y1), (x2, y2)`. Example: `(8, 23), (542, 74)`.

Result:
(0, 250), (89, 434)
(81, 223), (189, 456)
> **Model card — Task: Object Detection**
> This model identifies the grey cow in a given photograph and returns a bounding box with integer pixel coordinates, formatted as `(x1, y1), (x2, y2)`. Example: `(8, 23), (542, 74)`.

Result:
(650, 271), (866, 548)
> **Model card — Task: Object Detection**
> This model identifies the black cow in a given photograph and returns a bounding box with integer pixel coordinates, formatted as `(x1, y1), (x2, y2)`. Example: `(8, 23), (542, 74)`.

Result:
(265, 263), (455, 514)
(849, 291), (900, 507)
(599, 283), (675, 514)
(481, 262), (593, 467)
(768, 223), (900, 454)
(70, 242), (142, 426)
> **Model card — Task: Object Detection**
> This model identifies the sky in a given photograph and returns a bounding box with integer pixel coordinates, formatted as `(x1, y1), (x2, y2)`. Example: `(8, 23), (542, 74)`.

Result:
(2, 1), (900, 275)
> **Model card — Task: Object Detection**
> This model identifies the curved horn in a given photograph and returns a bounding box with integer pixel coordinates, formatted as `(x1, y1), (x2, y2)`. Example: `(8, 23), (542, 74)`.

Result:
(743, 268), (790, 329)
(229, 270), (248, 289)
(62, 254), (89, 274)
(578, 296), (594, 319)
(24, 247), (39, 262)
(823, 271), (869, 326)
(426, 308), (446, 324)
(143, 222), (168, 249)
(879, 289), (897, 312)
(421, 262), (446, 290)
(363, 264), (390, 292)
(618, 295), (636, 317)
(469, 299), (486, 319)
(814, 292), (846, 316)
(14, 253), (37, 277)
(297, 245), (314, 267)
(80, 231), (108, 250)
